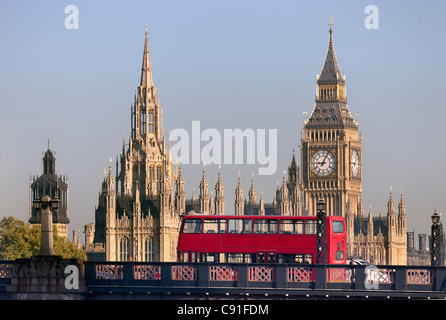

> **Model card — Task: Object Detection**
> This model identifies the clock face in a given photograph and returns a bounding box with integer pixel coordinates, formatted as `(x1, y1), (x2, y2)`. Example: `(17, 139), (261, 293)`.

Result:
(351, 150), (360, 177)
(311, 150), (335, 176)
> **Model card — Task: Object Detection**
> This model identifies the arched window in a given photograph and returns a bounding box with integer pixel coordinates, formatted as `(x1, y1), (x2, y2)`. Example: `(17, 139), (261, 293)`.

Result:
(156, 166), (162, 190)
(144, 237), (155, 262)
(141, 111), (146, 134)
(119, 237), (130, 261)
(148, 111), (154, 134)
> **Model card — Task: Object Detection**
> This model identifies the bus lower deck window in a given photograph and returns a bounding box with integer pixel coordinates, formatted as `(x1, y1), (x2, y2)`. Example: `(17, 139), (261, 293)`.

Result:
(278, 254), (313, 264)
(228, 253), (244, 263)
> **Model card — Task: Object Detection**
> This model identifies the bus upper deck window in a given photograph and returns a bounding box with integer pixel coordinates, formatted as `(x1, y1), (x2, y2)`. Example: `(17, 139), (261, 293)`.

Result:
(305, 220), (317, 235)
(279, 219), (303, 234)
(203, 219), (227, 234)
(182, 219), (202, 234)
(254, 219), (278, 234)
(228, 219), (252, 234)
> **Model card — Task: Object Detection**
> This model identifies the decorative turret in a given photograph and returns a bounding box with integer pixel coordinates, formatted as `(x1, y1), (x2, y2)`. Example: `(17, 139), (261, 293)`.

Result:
(214, 165), (225, 215)
(367, 207), (374, 241)
(287, 151), (299, 191)
(235, 172), (244, 215)
(175, 165), (186, 215)
(259, 192), (265, 216)
(398, 188), (406, 234)
(248, 173), (256, 206)
(42, 140), (56, 175)
(105, 164), (116, 232)
(199, 165), (209, 213)
(357, 197), (364, 219)
(279, 173), (290, 215)
(387, 186), (396, 216)
(387, 186), (397, 242)
(29, 141), (69, 237)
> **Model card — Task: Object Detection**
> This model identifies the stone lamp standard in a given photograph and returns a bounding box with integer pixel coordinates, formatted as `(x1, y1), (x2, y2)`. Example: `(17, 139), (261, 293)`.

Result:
(431, 210), (442, 266)
(33, 195), (60, 256)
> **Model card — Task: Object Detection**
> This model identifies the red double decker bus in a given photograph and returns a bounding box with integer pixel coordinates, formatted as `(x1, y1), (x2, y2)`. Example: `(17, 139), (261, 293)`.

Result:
(177, 214), (346, 264)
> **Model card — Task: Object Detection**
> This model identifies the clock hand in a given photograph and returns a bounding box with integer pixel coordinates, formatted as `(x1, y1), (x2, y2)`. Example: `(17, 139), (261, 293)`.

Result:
(319, 154), (329, 166)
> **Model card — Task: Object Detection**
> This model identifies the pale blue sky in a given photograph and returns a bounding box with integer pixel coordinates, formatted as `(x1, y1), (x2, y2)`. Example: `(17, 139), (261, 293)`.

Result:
(1, 1), (445, 245)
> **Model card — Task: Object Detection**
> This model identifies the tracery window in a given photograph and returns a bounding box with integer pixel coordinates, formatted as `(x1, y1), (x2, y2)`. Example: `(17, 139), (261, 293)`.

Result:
(148, 111), (154, 133)
(144, 237), (155, 262)
(119, 237), (130, 261)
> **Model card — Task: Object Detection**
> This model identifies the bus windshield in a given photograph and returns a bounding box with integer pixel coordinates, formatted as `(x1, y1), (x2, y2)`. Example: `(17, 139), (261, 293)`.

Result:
(332, 220), (344, 233)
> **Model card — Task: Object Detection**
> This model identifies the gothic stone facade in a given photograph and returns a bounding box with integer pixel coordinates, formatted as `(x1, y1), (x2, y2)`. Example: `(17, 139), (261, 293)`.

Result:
(85, 28), (183, 262)
(86, 22), (407, 265)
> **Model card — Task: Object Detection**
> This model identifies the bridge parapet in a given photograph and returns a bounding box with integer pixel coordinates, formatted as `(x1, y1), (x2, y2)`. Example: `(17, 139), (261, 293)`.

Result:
(83, 262), (446, 298)
(2, 261), (446, 299)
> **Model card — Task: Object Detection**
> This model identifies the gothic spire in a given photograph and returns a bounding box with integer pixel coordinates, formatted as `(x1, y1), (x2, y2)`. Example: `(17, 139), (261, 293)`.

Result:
(215, 165), (224, 197)
(42, 142), (56, 175)
(235, 171), (243, 197)
(280, 173), (288, 198)
(306, 17), (356, 129)
(248, 172), (256, 205)
(175, 165), (186, 214)
(214, 165), (225, 215)
(199, 164), (209, 213)
(200, 165), (209, 194)
(259, 191), (265, 215)
(140, 25), (154, 88)
(398, 187), (406, 216)
(387, 186), (396, 216)
(318, 16), (344, 84)
(235, 171), (244, 215)
(106, 163), (115, 194)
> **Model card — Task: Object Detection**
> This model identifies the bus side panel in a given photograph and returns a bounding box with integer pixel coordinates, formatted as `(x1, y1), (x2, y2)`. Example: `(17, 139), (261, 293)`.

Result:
(326, 217), (347, 264)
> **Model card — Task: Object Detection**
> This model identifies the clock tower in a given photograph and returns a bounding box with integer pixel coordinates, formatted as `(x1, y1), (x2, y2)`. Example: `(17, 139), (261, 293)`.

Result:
(300, 18), (362, 217)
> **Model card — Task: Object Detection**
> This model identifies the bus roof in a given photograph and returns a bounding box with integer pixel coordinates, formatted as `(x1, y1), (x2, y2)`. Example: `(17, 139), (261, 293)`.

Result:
(181, 214), (344, 220)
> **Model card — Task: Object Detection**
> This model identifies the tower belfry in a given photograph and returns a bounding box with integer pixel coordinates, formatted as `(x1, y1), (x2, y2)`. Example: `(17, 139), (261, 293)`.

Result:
(30, 142), (69, 238)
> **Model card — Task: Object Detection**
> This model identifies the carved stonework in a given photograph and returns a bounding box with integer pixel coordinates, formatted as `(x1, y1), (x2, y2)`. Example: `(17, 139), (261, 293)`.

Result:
(9, 256), (85, 300)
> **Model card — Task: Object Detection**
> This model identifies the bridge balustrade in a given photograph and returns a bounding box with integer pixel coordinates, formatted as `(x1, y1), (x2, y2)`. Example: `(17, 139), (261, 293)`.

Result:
(83, 261), (446, 294)
(1, 260), (445, 298)
(0, 262), (13, 287)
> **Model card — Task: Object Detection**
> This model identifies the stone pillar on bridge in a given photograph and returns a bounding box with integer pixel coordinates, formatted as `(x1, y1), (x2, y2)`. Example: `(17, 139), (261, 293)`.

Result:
(6, 195), (87, 299)
(39, 195), (56, 256)
(8, 256), (86, 300)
